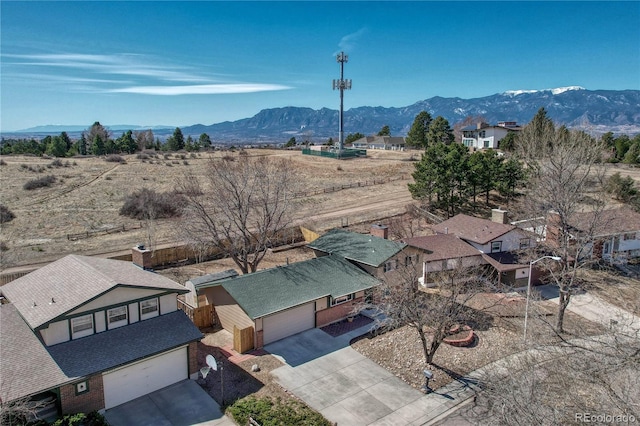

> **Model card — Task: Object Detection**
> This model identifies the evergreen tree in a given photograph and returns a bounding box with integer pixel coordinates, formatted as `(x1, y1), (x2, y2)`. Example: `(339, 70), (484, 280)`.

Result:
(377, 125), (391, 136)
(46, 135), (67, 157)
(426, 116), (454, 146)
(185, 135), (194, 151)
(345, 132), (365, 144)
(167, 127), (185, 151)
(91, 135), (105, 155)
(199, 133), (212, 150)
(405, 111), (432, 149)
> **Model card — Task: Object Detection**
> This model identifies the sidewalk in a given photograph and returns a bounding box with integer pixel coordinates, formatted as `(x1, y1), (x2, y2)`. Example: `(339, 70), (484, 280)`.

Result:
(267, 315), (482, 426)
(536, 285), (640, 336)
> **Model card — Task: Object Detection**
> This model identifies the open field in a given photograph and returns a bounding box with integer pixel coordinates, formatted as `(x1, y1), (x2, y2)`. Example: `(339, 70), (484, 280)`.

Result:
(0, 149), (416, 269)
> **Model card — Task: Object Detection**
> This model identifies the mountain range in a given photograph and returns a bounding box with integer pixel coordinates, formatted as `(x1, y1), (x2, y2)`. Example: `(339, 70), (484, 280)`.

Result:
(8, 87), (640, 143)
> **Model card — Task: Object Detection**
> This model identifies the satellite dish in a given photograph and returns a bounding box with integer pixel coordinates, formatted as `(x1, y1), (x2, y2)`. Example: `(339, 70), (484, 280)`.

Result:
(206, 354), (217, 371)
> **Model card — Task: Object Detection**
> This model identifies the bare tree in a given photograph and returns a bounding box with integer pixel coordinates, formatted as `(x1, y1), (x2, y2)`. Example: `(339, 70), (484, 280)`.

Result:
(462, 324), (640, 425)
(518, 116), (606, 333)
(361, 261), (498, 366)
(178, 156), (297, 274)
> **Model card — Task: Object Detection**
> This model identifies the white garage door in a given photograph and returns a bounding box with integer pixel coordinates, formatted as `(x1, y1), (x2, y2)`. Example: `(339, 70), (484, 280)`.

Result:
(103, 346), (187, 409)
(263, 303), (315, 345)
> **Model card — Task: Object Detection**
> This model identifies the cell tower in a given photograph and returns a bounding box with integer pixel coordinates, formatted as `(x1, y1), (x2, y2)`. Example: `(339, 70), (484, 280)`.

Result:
(332, 52), (352, 152)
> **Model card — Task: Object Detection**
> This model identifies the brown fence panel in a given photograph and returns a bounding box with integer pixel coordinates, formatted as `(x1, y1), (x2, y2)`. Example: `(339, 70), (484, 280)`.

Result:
(233, 325), (254, 353)
(193, 305), (214, 328)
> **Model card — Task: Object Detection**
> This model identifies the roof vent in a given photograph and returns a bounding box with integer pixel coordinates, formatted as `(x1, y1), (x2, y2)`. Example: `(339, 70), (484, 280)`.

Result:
(49, 298), (55, 305)
(32, 301), (37, 307)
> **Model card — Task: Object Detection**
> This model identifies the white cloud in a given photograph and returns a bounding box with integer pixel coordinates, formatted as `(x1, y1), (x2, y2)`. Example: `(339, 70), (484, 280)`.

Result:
(5, 53), (204, 82)
(107, 83), (292, 96)
(336, 28), (368, 54)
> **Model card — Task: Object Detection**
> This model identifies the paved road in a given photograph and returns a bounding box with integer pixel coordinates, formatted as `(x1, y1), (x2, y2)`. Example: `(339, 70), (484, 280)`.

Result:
(267, 326), (480, 426)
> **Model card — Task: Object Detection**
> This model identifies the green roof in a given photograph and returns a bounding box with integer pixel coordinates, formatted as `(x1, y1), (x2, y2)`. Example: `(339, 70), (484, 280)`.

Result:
(307, 229), (406, 267)
(214, 255), (380, 319)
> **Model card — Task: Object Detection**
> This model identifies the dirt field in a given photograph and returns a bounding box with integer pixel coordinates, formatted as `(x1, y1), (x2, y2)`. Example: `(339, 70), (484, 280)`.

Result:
(0, 149), (416, 269)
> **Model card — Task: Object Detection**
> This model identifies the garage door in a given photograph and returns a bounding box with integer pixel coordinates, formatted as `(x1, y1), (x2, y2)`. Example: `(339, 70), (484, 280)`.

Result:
(103, 346), (187, 409)
(263, 303), (315, 345)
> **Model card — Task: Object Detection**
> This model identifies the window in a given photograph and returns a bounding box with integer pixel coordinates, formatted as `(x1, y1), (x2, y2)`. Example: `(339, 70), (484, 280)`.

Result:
(140, 298), (159, 319)
(107, 306), (127, 328)
(491, 241), (502, 253)
(404, 254), (418, 267)
(623, 232), (636, 241)
(71, 314), (93, 339)
(484, 140), (490, 148)
(384, 259), (397, 272)
(331, 294), (353, 306)
(519, 238), (531, 250)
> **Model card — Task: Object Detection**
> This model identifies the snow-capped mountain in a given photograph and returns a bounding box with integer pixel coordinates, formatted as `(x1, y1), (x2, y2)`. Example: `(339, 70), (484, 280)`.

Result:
(180, 88), (639, 142)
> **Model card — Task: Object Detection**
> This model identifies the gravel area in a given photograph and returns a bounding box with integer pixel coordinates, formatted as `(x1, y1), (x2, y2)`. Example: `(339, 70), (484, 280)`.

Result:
(196, 328), (300, 408)
(351, 296), (606, 392)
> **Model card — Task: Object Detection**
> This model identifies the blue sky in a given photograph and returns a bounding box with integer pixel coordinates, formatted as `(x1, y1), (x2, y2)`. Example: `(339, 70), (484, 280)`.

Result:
(1, 1), (639, 131)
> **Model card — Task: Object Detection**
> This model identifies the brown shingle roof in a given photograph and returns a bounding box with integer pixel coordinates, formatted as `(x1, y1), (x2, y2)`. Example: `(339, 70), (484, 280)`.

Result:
(402, 234), (482, 262)
(569, 206), (640, 236)
(0, 255), (187, 330)
(432, 214), (516, 245)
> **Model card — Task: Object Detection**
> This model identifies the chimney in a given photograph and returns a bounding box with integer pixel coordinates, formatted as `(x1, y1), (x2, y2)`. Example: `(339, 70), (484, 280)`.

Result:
(491, 209), (509, 224)
(370, 223), (389, 239)
(132, 244), (153, 270)
(545, 211), (562, 247)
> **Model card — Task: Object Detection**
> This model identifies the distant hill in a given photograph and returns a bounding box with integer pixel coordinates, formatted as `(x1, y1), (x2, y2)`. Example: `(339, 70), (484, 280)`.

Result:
(182, 87), (640, 143)
(4, 88), (639, 143)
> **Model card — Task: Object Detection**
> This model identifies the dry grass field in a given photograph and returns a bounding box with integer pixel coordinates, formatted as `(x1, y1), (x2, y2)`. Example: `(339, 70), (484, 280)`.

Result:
(0, 149), (416, 269)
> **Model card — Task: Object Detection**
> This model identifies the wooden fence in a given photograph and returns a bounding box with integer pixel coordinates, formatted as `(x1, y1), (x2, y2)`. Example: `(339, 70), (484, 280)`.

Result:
(177, 299), (215, 328)
(67, 222), (144, 241)
(233, 325), (254, 353)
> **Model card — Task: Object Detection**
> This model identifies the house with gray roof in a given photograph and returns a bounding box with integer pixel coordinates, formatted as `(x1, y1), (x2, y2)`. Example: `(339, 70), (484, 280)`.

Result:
(349, 135), (406, 151)
(191, 255), (379, 349)
(0, 254), (202, 420)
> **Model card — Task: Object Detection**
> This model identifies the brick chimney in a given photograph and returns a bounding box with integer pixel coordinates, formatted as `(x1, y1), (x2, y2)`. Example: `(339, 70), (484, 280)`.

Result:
(491, 209), (509, 224)
(370, 223), (389, 239)
(132, 245), (153, 270)
(545, 211), (562, 247)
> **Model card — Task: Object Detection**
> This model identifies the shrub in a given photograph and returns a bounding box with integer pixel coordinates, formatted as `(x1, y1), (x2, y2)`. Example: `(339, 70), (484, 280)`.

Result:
(137, 153), (150, 160)
(0, 159), (6, 166)
(23, 175), (56, 190)
(119, 188), (185, 219)
(0, 205), (15, 223)
(227, 396), (331, 426)
(50, 159), (64, 167)
(47, 411), (108, 426)
(0, 242), (8, 252)
(105, 154), (125, 163)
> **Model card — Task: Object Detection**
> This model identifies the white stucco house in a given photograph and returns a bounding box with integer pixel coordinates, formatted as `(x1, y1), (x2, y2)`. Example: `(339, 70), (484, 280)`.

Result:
(461, 121), (520, 150)
(0, 253), (202, 421)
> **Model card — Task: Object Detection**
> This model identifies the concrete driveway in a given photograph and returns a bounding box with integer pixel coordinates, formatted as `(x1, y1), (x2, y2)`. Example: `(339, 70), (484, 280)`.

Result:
(267, 327), (478, 426)
(104, 379), (234, 426)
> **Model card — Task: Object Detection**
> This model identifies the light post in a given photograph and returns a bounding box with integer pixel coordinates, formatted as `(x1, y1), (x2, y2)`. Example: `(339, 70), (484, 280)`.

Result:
(523, 255), (561, 342)
(422, 369), (433, 394)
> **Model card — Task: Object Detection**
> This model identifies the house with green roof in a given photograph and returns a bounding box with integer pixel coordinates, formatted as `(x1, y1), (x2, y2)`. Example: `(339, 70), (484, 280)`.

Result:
(307, 226), (408, 278)
(191, 255), (380, 349)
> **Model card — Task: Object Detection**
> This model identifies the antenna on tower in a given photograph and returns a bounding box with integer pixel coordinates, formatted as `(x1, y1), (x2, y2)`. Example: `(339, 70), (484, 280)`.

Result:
(332, 51), (352, 154)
